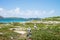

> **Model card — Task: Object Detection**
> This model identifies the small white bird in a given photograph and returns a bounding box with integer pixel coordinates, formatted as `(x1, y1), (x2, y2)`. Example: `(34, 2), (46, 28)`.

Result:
(34, 24), (37, 29)
(27, 27), (31, 32)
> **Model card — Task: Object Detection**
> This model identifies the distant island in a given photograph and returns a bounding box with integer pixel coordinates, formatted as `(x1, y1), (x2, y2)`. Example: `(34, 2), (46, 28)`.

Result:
(0, 16), (41, 21)
(0, 16), (60, 21)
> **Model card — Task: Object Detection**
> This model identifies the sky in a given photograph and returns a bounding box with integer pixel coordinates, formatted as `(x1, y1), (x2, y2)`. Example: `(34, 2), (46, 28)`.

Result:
(0, 0), (60, 18)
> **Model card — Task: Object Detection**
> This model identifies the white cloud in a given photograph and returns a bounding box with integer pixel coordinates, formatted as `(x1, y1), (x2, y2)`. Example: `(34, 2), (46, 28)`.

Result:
(0, 8), (3, 11)
(7, 8), (20, 14)
(14, 8), (20, 13)
(0, 7), (55, 18)
(49, 10), (55, 14)
(0, 8), (4, 13)
(43, 11), (46, 14)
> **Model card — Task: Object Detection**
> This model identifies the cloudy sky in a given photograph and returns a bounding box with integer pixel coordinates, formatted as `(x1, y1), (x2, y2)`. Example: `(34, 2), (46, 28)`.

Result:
(0, 0), (60, 18)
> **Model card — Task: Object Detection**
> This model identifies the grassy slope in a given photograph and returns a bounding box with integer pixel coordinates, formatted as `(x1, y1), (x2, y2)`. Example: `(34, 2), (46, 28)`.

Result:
(42, 16), (60, 21)
(0, 16), (60, 40)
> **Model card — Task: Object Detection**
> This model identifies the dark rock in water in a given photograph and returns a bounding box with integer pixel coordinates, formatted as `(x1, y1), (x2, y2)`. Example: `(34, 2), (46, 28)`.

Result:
(0, 16), (4, 18)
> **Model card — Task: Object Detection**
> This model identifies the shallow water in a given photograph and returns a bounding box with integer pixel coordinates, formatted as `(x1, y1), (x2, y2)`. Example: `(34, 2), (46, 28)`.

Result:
(0, 18), (28, 23)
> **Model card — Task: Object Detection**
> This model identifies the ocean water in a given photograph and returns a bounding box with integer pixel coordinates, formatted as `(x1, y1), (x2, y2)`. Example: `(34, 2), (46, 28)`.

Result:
(0, 18), (28, 23)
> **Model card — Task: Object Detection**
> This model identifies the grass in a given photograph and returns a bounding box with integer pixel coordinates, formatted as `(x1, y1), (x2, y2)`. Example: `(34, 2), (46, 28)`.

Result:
(0, 22), (60, 40)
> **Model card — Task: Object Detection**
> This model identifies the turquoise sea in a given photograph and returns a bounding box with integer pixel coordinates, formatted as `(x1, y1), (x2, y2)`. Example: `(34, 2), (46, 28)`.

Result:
(0, 18), (28, 23)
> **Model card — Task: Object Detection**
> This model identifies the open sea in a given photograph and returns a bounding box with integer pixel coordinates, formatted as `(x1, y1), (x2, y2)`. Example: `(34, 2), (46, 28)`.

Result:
(0, 18), (28, 23)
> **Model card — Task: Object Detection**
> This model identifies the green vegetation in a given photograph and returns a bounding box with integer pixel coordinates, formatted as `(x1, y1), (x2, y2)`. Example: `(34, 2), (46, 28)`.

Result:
(0, 23), (60, 40)
(42, 16), (60, 21)
(31, 24), (60, 40)
(0, 16), (60, 40)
